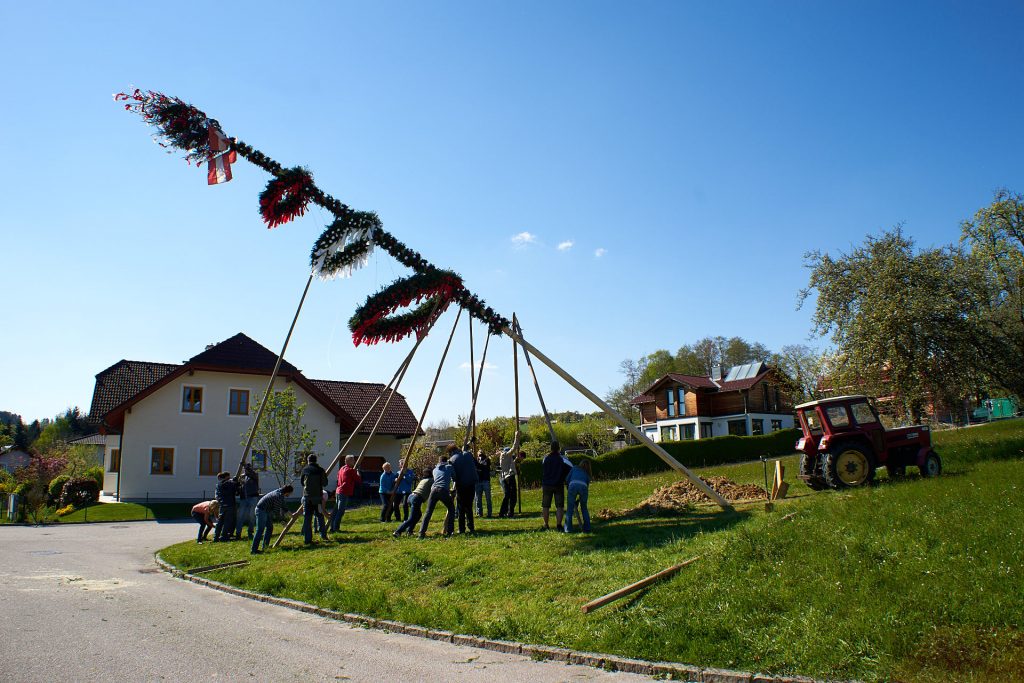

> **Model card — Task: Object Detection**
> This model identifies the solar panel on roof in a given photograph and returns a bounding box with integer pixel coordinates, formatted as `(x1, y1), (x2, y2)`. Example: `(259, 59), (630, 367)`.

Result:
(723, 362), (765, 382)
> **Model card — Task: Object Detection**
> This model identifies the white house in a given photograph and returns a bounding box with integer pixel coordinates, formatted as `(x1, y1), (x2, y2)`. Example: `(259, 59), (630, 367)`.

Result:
(88, 333), (419, 502)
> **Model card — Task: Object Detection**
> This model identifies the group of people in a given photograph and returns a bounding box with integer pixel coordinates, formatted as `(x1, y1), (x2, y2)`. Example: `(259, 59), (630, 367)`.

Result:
(189, 462), (299, 554)
(392, 440), (591, 539)
(191, 441), (593, 552)
(189, 462), (262, 544)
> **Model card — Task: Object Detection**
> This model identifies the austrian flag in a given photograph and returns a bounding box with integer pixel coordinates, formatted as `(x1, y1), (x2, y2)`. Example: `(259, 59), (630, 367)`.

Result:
(207, 125), (236, 185)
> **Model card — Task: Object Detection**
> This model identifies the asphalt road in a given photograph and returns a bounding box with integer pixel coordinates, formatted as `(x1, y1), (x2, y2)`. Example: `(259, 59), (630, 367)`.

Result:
(0, 521), (649, 682)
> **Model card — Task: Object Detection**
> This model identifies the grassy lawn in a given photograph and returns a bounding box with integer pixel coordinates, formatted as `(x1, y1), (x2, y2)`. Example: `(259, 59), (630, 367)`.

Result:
(1, 501), (194, 524)
(159, 420), (1024, 682)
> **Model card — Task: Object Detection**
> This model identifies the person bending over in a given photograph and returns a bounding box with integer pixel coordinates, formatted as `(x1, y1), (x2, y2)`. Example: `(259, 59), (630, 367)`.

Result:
(251, 484), (293, 554)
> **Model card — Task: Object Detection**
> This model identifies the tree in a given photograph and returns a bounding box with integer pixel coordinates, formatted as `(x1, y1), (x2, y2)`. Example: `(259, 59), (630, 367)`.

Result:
(800, 227), (981, 421)
(960, 189), (1024, 398)
(241, 388), (319, 488)
(574, 415), (615, 454)
(770, 344), (830, 404)
(14, 451), (68, 524)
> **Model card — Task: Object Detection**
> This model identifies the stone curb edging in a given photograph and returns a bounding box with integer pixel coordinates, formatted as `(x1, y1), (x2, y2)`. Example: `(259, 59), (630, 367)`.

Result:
(154, 555), (830, 683)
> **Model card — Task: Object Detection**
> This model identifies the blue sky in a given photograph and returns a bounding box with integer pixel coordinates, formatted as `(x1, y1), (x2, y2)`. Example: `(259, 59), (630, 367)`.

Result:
(2, 1), (1022, 425)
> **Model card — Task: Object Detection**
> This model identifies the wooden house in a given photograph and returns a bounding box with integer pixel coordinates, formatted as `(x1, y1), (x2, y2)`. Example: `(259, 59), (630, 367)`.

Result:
(630, 362), (796, 442)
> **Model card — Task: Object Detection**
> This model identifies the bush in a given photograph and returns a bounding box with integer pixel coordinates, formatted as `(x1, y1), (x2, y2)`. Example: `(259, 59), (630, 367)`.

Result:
(519, 429), (801, 486)
(49, 474), (71, 502)
(56, 504), (76, 517)
(84, 465), (104, 490)
(60, 477), (100, 508)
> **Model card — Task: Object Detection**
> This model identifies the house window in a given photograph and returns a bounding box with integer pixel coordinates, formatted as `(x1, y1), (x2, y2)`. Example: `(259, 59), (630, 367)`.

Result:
(229, 389), (250, 416)
(762, 383), (770, 409)
(700, 423), (713, 439)
(728, 420), (748, 436)
(199, 448), (223, 476)
(771, 419), (783, 432)
(774, 386), (781, 411)
(683, 424), (695, 440)
(151, 447), (174, 475)
(751, 419), (764, 436)
(660, 425), (677, 442)
(182, 386), (203, 413)
(677, 388), (686, 416)
(666, 389), (676, 417)
(251, 451), (267, 471)
(109, 449), (121, 473)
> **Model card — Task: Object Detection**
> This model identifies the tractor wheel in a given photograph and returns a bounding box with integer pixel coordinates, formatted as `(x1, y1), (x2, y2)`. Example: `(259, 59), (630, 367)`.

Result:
(799, 453), (828, 491)
(822, 444), (875, 489)
(920, 451), (942, 477)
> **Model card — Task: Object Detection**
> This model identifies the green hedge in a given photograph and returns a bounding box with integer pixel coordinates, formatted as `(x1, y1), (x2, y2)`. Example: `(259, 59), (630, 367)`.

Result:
(519, 428), (800, 486)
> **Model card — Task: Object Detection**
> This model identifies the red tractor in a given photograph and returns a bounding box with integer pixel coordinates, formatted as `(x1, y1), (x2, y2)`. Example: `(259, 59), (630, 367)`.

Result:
(795, 395), (942, 490)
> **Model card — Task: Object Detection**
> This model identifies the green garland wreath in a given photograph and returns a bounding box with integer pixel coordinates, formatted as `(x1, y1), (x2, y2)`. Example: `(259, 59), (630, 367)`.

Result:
(349, 269), (464, 346)
(311, 211), (381, 279)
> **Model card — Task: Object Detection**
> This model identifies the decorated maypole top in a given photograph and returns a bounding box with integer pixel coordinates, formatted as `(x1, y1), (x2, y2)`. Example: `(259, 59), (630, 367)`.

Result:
(116, 88), (509, 346)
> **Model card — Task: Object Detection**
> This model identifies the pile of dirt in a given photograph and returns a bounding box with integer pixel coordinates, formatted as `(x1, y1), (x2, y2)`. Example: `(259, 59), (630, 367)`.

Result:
(599, 476), (766, 520)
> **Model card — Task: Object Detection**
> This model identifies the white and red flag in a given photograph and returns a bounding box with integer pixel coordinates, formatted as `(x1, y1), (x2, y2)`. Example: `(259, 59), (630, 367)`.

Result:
(206, 125), (236, 185)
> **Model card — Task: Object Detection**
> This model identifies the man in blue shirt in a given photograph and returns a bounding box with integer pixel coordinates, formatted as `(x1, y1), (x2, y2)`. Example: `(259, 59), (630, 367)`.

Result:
(251, 484), (293, 554)
(378, 462), (398, 522)
(541, 442), (571, 530)
(418, 453), (455, 538)
(235, 462), (261, 540)
(449, 444), (478, 534)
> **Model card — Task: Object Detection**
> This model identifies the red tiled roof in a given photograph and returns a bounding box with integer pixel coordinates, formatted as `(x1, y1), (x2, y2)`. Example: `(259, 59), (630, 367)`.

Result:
(717, 371), (770, 392)
(666, 373), (718, 389)
(88, 360), (180, 423)
(309, 379), (419, 437)
(632, 369), (773, 402)
(188, 333), (299, 374)
(88, 333), (417, 437)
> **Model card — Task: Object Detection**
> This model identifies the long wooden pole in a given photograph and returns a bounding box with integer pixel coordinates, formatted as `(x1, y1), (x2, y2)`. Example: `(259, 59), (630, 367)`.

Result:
(270, 322), (433, 549)
(388, 307), (464, 510)
(513, 315), (556, 443)
(501, 324), (733, 511)
(512, 321), (522, 515)
(468, 318), (476, 446)
(462, 331), (491, 449)
(581, 556), (701, 613)
(236, 272), (315, 477)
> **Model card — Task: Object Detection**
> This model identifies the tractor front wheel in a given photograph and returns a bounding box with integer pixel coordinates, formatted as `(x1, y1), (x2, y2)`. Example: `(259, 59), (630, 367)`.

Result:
(822, 444), (875, 489)
(799, 453), (828, 491)
(920, 451), (942, 477)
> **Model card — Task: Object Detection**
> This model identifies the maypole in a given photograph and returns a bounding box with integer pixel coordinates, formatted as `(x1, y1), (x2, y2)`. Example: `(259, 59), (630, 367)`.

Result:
(116, 88), (733, 513)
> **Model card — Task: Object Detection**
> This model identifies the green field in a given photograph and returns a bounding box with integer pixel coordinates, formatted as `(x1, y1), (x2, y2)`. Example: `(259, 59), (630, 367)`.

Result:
(159, 420), (1024, 682)
(0, 501), (194, 525)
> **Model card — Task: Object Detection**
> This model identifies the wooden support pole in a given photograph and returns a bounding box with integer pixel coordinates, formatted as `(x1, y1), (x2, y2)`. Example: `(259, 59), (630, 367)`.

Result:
(270, 317), (435, 549)
(236, 272), (315, 477)
(512, 322), (522, 515)
(501, 324), (733, 511)
(581, 556), (701, 613)
(188, 560), (250, 575)
(388, 307), (464, 510)
(462, 330), (491, 449)
(513, 315), (556, 444)
(468, 318), (476, 445)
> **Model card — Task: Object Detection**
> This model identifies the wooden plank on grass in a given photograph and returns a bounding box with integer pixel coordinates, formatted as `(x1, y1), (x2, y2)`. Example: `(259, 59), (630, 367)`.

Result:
(581, 556), (701, 613)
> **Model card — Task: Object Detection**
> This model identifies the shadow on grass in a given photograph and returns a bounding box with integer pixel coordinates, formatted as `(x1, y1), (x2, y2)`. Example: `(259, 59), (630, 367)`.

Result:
(580, 509), (750, 551)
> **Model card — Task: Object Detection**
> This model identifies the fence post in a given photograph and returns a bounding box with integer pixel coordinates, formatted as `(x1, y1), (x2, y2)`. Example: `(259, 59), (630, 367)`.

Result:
(145, 492), (149, 521)
(84, 503), (88, 523)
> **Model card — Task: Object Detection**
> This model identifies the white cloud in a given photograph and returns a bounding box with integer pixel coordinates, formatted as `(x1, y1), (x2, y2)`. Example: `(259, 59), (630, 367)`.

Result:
(511, 231), (536, 247)
(557, 240), (574, 251)
(594, 248), (607, 258)
(459, 361), (498, 371)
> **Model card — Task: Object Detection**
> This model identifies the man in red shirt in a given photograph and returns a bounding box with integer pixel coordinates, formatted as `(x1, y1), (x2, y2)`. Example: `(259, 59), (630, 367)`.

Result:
(330, 454), (361, 533)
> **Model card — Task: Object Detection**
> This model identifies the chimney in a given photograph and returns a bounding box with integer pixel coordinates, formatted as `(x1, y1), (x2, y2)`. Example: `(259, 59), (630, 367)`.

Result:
(711, 365), (722, 382)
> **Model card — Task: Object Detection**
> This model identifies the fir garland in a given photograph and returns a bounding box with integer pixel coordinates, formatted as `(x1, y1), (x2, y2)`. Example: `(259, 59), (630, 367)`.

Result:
(115, 88), (223, 166)
(310, 211), (381, 279)
(349, 270), (464, 346)
(119, 88), (514, 340)
(259, 167), (315, 228)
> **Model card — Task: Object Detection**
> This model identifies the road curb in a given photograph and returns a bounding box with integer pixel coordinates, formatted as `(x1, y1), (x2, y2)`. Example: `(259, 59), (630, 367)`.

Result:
(154, 554), (836, 683)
